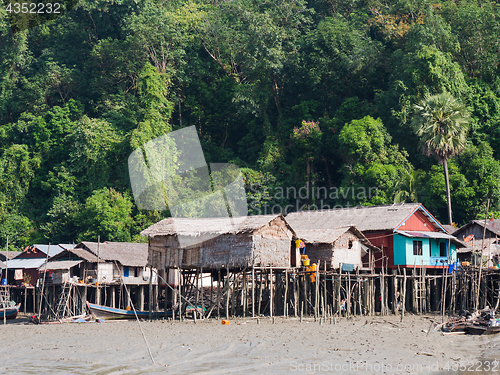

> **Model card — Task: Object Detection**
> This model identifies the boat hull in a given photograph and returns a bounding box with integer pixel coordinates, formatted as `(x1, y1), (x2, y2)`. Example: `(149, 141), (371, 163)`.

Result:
(87, 302), (161, 320)
(465, 324), (500, 335)
(0, 304), (20, 320)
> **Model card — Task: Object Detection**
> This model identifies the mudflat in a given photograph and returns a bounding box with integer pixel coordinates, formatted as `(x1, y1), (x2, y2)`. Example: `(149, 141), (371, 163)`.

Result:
(1, 314), (499, 374)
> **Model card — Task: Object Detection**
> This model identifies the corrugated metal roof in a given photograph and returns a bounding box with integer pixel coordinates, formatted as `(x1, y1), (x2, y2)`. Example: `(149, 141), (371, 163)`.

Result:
(39, 260), (83, 271)
(49, 248), (100, 263)
(58, 244), (76, 250)
(453, 220), (500, 237)
(457, 238), (499, 253)
(26, 244), (64, 257)
(295, 227), (353, 244)
(395, 230), (465, 247)
(286, 203), (423, 232)
(442, 225), (456, 234)
(76, 242), (149, 267)
(5, 258), (46, 269)
(296, 226), (380, 252)
(0, 251), (18, 260)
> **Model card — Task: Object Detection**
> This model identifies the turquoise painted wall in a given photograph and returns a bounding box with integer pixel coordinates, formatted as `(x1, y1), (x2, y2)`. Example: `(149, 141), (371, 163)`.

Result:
(393, 234), (408, 265)
(393, 234), (457, 266)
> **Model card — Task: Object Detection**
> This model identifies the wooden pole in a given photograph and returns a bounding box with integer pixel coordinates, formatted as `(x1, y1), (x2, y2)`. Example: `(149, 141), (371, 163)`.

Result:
(38, 243), (51, 320)
(217, 269), (221, 319)
(194, 268), (199, 319)
(252, 266), (255, 318)
(258, 269), (263, 315)
(380, 268), (385, 315)
(347, 270), (351, 318)
(178, 268), (182, 321)
(303, 273), (307, 315)
(243, 270), (247, 318)
(293, 271), (299, 317)
(148, 265), (153, 319)
(230, 272), (236, 317)
(23, 286), (27, 314)
(4, 235), (8, 325)
(441, 267), (447, 323)
(225, 269), (230, 319)
(316, 261), (320, 318)
(210, 269), (213, 319)
(270, 269), (274, 318)
(200, 267), (204, 319)
(283, 270), (288, 318)
(164, 269), (169, 319)
(337, 271), (341, 315)
(477, 198), (490, 310)
(401, 268), (406, 322)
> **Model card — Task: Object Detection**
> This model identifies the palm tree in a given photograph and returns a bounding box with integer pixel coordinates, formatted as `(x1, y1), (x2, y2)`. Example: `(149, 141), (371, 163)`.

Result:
(412, 92), (470, 225)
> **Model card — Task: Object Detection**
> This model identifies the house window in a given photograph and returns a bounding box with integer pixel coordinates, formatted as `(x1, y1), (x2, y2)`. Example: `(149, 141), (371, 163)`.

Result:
(124, 266), (129, 277)
(413, 240), (423, 256)
(134, 267), (139, 277)
(348, 240), (353, 249)
(440, 242), (447, 257)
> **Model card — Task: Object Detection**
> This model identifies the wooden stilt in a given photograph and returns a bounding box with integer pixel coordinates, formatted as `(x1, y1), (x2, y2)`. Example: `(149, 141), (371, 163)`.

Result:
(243, 270), (247, 318)
(270, 269), (274, 318)
(200, 267), (204, 319)
(283, 270), (288, 318)
(380, 269), (385, 315)
(194, 268), (200, 319)
(230, 272), (236, 317)
(347, 271), (351, 318)
(252, 267), (255, 318)
(164, 269), (169, 319)
(401, 268), (406, 322)
(258, 270), (263, 315)
(225, 270), (230, 319)
(217, 269), (221, 319)
(178, 268), (182, 321)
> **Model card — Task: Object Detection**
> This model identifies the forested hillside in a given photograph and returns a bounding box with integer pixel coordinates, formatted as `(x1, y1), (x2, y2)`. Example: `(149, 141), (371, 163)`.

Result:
(1, 0), (500, 248)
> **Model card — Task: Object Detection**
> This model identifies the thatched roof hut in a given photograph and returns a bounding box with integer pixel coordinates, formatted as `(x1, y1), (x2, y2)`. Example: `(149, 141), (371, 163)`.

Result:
(293, 226), (380, 270)
(141, 214), (296, 270)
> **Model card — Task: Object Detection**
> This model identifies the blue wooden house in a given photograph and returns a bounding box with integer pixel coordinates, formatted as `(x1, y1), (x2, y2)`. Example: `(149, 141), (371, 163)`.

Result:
(287, 203), (465, 270)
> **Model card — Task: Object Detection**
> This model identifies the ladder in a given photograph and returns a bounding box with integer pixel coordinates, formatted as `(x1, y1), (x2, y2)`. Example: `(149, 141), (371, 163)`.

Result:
(54, 282), (73, 319)
(0, 286), (10, 309)
(415, 280), (426, 313)
(413, 265), (426, 314)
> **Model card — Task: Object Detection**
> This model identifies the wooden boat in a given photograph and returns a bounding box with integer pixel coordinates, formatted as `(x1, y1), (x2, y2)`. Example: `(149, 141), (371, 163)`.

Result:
(0, 304), (20, 320)
(465, 324), (500, 335)
(87, 302), (164, 320)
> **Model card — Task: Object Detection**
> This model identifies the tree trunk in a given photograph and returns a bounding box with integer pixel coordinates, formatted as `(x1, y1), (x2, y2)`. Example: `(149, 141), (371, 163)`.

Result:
(443, 159), (453, 225)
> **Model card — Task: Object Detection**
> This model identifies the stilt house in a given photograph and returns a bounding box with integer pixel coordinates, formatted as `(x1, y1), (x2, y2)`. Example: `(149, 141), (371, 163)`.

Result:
(5, 244), (64, 285)
(292, 226), (380, 271)
(41, 242), (157, 285)
(286, 203), (464, 270)
(141, 214), (296, 270)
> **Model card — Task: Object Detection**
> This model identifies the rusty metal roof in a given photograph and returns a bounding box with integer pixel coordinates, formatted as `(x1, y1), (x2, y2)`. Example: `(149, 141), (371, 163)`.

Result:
(295, 226), (380, 252)
(286, 203), (435, 232)
(39, 260), (83, 271)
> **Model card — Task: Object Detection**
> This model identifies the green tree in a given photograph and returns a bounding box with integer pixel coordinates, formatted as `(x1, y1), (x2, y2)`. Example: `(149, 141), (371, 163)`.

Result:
(338, 116), (413, 205)
(412, 92), (470, 224)
(290, 120), (322, 203)
(78, 188), (134, 242)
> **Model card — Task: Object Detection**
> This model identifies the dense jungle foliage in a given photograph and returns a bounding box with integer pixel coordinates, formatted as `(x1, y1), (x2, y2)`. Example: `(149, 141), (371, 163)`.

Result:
(1, 0), (500, 248)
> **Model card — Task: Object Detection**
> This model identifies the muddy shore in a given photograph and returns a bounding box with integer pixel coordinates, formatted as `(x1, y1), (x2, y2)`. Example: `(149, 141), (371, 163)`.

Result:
(1, 313), (499, 374)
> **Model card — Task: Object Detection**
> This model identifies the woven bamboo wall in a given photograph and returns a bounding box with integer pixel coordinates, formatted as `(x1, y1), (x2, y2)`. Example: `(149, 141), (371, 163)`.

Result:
(148, 216), (294, 270)
(305, 231), (363, 270)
